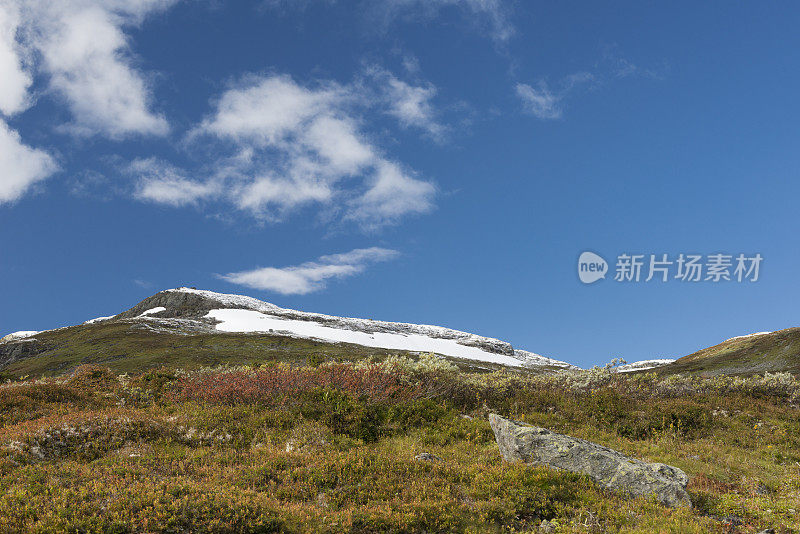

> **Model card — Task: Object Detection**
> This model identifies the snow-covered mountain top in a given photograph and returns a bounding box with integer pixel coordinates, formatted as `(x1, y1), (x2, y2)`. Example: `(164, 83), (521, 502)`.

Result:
(164, 287), (517, 356)
(150, 288), (577, 369)
(0, 331), (40, 343)
(167, 287), (283, 314)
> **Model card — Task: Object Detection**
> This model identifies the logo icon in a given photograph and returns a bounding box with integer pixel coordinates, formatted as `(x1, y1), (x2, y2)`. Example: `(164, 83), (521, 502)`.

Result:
(578, 251), (608, 284)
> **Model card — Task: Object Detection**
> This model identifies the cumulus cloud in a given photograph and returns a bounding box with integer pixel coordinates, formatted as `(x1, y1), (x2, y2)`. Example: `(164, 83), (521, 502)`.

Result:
(0, 120), (58, 203)
(0, 0), (175, 205)
(26, 0), (173, 138)
(347, 161), (434, 228)
(221, 247), (400, 295)
(0, 0), (175, 139)
(0, 1), (31, 116)
(177, 73), (436, 228)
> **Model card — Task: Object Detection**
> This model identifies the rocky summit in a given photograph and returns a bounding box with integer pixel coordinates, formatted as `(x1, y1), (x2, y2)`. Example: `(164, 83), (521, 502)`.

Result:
(489, 414), (691, 507)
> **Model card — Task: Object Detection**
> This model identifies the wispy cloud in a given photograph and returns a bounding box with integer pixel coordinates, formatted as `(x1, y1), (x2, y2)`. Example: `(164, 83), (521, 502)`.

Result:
(221, 247), (400, 295)
(133, 279), (154, 289)
(132, 158), (221, 207)
(515, 82), (563, 120)
(516, 50), (663, 121)
(367, 65), (446, 141)
(373, 0), (514, 43)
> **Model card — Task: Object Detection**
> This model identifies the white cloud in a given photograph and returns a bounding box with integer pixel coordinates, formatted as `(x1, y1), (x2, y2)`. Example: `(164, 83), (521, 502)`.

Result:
(376, 0), (513, 43)
(29, 1), (172, 138)
(0, 0), (176, 139)
(0, 1), (31, 116)
(367, 66), (445, 140)
(187, 73), (436, 227)
(131, 158), (220, 207)
(515, 82), (562, 120)
(348, 161), (434, 228)
(221, 247), (400, 295)
(0, 0), (173, 205)
(0, 120), (58, 203)
(199, 75), (342, 145)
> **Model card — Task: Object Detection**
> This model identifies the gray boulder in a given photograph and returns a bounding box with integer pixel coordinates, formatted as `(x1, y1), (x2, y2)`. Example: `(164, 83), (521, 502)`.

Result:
(489, 414), (691, 507)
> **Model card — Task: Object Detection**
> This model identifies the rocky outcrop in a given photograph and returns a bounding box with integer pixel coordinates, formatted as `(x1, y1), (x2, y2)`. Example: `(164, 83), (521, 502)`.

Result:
(488, 414), (691, 507)
(0, 338), (50, 370)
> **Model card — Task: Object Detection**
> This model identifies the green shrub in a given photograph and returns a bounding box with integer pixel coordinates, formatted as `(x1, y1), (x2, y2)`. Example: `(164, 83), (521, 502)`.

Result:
(306, 353), (325, 368)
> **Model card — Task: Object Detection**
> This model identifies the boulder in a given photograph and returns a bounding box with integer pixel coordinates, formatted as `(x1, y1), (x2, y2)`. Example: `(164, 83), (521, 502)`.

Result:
(414, 452), (443, 462)
(488, 414), (691, 507)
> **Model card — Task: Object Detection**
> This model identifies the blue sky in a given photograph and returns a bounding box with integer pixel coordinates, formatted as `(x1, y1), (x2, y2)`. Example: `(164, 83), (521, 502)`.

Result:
(1, 1), (799, 367)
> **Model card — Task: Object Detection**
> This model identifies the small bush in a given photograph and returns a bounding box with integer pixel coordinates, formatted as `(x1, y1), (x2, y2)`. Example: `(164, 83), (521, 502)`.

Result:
(306, 353), (325, 367)
(67, 365), (119, 391)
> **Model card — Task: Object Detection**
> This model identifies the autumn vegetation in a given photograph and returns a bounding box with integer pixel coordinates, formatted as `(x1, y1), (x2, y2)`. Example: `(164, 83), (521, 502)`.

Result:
(0, 356), (798, 533)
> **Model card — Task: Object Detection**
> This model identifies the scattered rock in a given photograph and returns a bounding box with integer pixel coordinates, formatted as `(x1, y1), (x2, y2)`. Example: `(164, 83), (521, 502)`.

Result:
(538, 519), (556, 533)
(755, 482), (771, 495)
(414, 452), (443, 462)
(756, 528), (775, 534)
(285, 422), (331, 454)
(489, 414), (691, 507)
(720, 514), (742, 528)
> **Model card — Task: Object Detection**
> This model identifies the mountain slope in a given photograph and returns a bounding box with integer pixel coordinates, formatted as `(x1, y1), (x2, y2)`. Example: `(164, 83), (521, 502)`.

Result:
(660, 328), (800, 375)
(0, 288), (576, 377)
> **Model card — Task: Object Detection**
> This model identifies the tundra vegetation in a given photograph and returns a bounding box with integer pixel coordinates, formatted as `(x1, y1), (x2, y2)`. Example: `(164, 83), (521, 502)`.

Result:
(0, 354), (798, 533)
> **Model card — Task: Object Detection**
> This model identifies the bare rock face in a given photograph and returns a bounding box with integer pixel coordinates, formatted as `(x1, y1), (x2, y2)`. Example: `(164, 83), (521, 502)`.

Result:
(488, 414), (691, 508)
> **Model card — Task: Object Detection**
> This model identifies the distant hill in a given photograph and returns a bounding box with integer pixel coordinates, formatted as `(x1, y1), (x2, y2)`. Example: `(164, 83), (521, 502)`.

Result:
(660, 329), (800, 376)
(4, 287), (797, 379)
(0, 288), (576, 378)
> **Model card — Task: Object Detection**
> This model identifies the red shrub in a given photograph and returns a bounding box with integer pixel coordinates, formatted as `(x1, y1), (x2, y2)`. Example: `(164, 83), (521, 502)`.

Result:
(172, 364), (422, 405)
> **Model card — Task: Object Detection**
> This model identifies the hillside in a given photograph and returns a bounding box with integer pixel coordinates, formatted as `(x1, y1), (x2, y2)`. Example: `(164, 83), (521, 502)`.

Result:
(661, 329), (800, 376)
(2, 289), (800, 532)
(0, 288), (575, 379)
(4, 288), (800, 382)
(1, 359), (798, 532)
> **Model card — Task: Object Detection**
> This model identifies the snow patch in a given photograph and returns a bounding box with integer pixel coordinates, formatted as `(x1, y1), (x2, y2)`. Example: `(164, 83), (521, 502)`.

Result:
(207, 308), (527, 367)
(616, 359), (675, 373)
(84, 315), (115, 324)
(513, 349), (579, 370)
(169, 287), (515, 355)
(725, 332), (772, 342)
(0, 331), (40, 343)
(138, 307), (166, 317)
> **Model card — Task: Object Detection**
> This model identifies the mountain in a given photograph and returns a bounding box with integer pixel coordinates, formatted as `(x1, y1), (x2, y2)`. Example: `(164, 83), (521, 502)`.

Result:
(0, 287), (576, 378)
(5, 287), (796, 379)
(658, 329), (800, 375)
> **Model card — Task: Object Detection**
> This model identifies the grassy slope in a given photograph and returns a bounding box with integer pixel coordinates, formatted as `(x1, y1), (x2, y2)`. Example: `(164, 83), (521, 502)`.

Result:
(1, 365), (798, 533)
(0, 320), (535, 380)
(662, 328), (800, 376)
